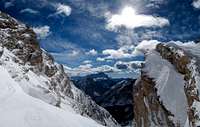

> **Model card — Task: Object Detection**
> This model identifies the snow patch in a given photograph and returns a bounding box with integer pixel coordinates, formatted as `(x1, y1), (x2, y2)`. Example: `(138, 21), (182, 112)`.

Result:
(144, 50), (188, 126)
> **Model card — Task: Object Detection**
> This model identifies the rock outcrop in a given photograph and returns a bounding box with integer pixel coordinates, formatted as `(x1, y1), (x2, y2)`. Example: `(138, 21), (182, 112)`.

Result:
(0, 11), (119, 127)
(133, 42), (200, 127)
(134, 73), (174, 127)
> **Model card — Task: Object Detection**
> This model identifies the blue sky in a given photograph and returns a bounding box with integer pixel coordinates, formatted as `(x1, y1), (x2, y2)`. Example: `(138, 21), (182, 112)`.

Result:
(1, 0), (200, 78)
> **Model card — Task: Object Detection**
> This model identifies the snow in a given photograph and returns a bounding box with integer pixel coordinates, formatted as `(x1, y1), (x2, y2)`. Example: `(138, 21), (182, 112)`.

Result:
(143, 97), (150, 112)
(0, 47), (106, 127)
(168, 43), (200, 95)
(142, 42), (200, 126)
(192, 100), (200, 126)
(0, 11), (118, 127)
(0, 64), (104, 127)
(0, 44), (118, 126)
(175, 42), (200, 126)
(143, 50), (188, 126)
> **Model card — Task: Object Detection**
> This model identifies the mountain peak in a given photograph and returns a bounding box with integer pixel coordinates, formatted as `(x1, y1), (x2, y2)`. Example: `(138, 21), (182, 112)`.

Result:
(133, 42), (200, 127)
(0, 11), (119, 127)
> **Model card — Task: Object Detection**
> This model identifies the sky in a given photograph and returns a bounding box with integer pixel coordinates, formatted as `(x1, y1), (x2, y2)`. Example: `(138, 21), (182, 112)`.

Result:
(0, 0), (200, 78)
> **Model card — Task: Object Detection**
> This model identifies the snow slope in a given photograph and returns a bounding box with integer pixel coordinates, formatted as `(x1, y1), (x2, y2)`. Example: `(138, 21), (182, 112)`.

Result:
(144, 50), (188, 126)
(0, 66), (103, 127)
(0, 11), (119, 127)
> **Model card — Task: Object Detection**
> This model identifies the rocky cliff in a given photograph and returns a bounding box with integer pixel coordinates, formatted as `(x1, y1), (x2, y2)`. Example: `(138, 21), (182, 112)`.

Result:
(133, 41), (200, 127)
(0, 11), (119, 127)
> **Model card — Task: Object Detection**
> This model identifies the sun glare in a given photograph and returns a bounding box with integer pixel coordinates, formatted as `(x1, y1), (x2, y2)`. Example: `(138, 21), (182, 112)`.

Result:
(121, 6), (137, 18)
(107, 6), (169, 30)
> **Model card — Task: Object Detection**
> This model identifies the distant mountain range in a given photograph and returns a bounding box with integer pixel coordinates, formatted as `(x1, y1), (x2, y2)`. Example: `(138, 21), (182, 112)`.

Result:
(72, 72), (136, 126)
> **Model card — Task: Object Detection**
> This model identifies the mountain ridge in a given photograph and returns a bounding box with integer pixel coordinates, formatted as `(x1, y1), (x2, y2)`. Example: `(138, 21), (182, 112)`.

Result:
(72, 72), (135, 126)
(133, 41), (200, 127)
(0, 11), (119, 127)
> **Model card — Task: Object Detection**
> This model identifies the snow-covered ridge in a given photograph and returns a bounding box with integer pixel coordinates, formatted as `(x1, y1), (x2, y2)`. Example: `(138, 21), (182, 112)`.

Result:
(0, 52), (103, 127)
(134, 42), (200, 127)
(0, 11), (119, 127)
(143, 50), (187, 126)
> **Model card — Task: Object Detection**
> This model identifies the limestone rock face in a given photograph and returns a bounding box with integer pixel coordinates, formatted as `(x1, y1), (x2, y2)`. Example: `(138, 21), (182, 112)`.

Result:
(134, 73), (174, 127)
(156, 43), (199, 126)
(133, 42), (200, 127)
(0, 11), (42, 65)
(0, 11), (119, 127)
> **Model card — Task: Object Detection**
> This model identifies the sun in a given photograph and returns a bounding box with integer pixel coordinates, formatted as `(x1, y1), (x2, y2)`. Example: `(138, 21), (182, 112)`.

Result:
(107, 6), (169, 30)
(121, 6), (137, 18)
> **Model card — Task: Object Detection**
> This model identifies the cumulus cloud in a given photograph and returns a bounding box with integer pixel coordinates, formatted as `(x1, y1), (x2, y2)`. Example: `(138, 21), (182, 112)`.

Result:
(50, 50), (80, 60)
(64, 64), (120, 77)
(64, 62), (141, 79)
(79, 64), (93, 69)
(192, 0), (200, 9)
(106, 6), (169, 31)
(103, 49), (132, 59)
(86, 49), (98, 56)
(82, 60), (92, 64)
(101, 40), (161, 60)
(69, 50), (80, 57)
(50, 48), (83, 66)
(49, 3), (72, 17)
(134, 40), (160, 53)
(33, 25), (51, 39)
(114, 61), (143, 70)
(96, 57), (106, 62)
(56, 3), (72, 16)
(102, 45), (137, 60)
(20, 8), (39, 14)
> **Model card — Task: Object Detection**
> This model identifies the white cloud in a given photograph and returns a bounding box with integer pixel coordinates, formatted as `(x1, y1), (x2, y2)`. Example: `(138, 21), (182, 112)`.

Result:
(50, 49), (82, 65)
(86, 49), (98, 56)
(106, 6), (169, 31)
(79, 64), (93, 69)
(49, 3), (72, 17)
(82, 60), (92, 64)
(103, 49), (132, 59)
(20, 8), (39, 14)
(114, 61), (143, 70)
(135, 40), (160, 53)
(64, 64), (120, 77)
(96, 57), (106, 62)
(102, 45), (136, 59)
(33, 25), (51, 39)
(100, 40), (161, 60)
(192, 0), (200, 9)
(64, 63), (140, 79)
(56, 3), (72, 16)
(129, 39), (161, 57)
(92, 65), (119, 73)
(68, 50), (80, 57)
